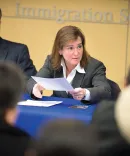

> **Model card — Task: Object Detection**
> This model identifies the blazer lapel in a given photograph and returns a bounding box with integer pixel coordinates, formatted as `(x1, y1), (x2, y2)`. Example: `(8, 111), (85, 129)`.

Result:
(0, 38), (8, 60)
(71, 60), (91, 89)
(71, 71), (85, 89)
(54, 66), (63, 78)
(54, 65), (88, 97)
(55, 67), (68, 98)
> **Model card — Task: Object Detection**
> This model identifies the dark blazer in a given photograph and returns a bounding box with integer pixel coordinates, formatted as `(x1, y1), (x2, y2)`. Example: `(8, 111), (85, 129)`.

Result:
(0, 119), (31, 156)
(92, 101), (130, 156)
(0, 37), (37, 79)
(27, 55), (111, 103)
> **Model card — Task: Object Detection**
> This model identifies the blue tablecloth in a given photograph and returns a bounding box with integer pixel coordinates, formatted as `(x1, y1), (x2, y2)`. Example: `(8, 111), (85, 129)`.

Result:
(15, 94), (97, 137)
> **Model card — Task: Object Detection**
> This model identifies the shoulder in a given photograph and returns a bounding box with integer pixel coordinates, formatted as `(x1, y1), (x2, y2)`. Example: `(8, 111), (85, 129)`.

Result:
(85, 56), (105, 72)
(0, 120), (30, 138)
(0, 123), (31, 154)
(46, 54), (51, 60)
(2, 38), (28, 51)
(44, 55), (51, 64)
(43, 55), (53, 69)
(88, 56), (104, 67)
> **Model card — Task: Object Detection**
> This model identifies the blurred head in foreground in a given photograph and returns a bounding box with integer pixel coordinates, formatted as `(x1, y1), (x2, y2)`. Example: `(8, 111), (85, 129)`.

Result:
(92, 84), (130, 156)
(115, 85), (130, 144)
(0, 61), (25, 125)
(27, 119), (98, 156)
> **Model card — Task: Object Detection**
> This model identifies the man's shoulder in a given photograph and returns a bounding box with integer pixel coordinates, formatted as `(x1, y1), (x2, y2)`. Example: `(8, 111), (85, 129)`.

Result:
(1, 38), (27, 49)
(0, 121), (31, 155)
(0, 120), (31, 138)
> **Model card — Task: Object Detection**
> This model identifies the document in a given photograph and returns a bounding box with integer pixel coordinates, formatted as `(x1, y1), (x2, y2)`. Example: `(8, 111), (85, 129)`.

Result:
(32, 76), (74, 91)
(18, 100), (62, 107)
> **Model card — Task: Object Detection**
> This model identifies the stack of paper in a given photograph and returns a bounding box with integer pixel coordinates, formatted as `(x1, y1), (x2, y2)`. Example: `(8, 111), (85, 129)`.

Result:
(31, 76), (74, 91)
(18, 100), (62, 107)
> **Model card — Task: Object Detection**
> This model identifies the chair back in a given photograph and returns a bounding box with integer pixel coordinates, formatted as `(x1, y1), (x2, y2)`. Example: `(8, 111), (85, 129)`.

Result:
(107, 79), (121, 101)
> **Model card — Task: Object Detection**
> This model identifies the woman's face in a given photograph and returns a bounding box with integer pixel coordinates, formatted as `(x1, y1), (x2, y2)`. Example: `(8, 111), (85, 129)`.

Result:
(60, 36), (83, 69)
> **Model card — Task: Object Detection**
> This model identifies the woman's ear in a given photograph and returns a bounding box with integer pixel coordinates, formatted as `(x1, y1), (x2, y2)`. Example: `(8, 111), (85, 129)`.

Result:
(59, 50), (62, 55)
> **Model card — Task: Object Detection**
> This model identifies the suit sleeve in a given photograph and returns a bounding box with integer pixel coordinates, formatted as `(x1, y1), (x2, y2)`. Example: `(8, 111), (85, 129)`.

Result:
(87, 62), (111, 102)
(17, 45), (37, 80)
(26, 55), (53, 94)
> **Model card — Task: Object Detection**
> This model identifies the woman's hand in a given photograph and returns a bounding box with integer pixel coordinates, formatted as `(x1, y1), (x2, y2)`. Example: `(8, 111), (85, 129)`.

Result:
(32, 83), (45, 98)
(69, 88), (86, 100)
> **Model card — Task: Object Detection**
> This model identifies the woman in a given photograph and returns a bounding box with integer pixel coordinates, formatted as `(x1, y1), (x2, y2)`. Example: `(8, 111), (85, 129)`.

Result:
(27, 26), (111, 103)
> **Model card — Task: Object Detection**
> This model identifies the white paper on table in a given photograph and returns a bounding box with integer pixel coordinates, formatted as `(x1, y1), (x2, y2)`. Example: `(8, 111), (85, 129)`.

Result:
(18, 100), (62, 107)
(32, 76), (74, 91)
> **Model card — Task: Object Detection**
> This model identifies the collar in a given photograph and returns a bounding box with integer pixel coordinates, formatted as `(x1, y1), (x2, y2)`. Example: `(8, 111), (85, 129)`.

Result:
(61, 59), (85, 74)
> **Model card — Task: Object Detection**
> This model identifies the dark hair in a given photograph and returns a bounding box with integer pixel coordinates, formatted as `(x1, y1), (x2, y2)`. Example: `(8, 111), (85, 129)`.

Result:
(0, 61), (25, 118)
(33, 119), (98, 156)
(51, 26), (89, 70)
(92, 100), (130, 156)
(0, 8), (2, 19)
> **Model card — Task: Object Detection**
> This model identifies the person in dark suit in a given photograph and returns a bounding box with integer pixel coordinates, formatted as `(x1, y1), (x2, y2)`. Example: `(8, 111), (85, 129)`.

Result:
(91, 69), (130, 156)
(0, 62), (31, 156)
(27, 25), (111, 103)
(0, 9), (37, 80)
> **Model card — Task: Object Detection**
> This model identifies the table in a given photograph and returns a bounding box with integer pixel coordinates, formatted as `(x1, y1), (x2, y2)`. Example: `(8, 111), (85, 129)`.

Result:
(16, 94), (97, 137)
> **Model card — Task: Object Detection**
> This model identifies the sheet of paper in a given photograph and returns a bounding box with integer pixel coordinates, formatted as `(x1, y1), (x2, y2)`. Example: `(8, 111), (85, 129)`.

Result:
(18, 100), (62, 107)
(32, 76), (74, 91)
